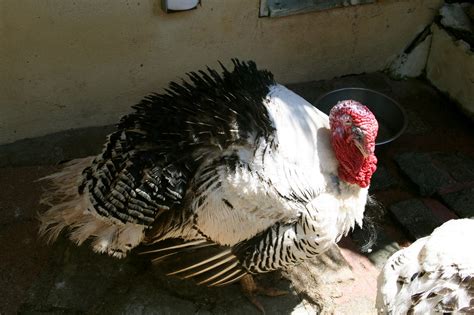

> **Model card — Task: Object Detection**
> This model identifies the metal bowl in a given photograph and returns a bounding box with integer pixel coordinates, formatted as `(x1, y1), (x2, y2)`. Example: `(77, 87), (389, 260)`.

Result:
(314, 88), (407, 145)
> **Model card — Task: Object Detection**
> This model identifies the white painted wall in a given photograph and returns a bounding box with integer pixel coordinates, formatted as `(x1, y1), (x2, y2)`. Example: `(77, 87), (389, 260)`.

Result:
(0, 0), (442, 144)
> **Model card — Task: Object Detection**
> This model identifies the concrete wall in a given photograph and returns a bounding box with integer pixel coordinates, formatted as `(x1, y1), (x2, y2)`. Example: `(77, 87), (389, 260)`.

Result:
(1, 0), (442, 144)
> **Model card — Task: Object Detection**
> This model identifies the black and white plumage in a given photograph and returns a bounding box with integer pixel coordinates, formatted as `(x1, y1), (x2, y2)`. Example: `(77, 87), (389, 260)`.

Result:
(39, 60), (378, 287)
(377, 219), (474, 314)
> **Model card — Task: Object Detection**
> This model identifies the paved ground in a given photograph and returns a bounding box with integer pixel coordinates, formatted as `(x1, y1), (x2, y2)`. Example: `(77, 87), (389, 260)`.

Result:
(1, 72), (474, 314)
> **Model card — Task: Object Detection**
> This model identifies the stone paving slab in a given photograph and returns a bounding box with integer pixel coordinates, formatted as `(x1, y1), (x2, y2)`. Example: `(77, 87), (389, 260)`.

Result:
(394, 152), (474, 196)
(433, 153), (474, 183)
(389, 198), (444, 240)
(422, 198), (459, 222)
(440, 187), (474, 218)
(395, 152), (454, 196)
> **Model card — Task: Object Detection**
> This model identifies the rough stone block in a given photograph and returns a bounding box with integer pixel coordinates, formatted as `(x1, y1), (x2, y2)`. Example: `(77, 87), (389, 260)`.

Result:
(440, 3), (473, 33)
(388, 33), (432, 79)
(427, 24), (474, 119)
(440, 187), (474, 218)
(389, 198), (444, 240)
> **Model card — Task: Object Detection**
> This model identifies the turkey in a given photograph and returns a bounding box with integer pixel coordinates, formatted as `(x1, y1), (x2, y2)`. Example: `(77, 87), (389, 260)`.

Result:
(376, 218), (474, 314)
(39, 60), (378, 311)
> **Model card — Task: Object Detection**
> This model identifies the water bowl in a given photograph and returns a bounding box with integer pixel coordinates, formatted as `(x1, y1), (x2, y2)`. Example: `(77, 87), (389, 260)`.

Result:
(314, 88), (407, 145)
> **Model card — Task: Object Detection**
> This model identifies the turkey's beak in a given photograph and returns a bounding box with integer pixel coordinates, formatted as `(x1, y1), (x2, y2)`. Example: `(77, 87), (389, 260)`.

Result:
(354, 139), (369, 158)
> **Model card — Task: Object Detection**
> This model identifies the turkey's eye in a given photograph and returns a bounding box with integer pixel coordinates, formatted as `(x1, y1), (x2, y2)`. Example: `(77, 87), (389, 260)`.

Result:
(352, 126), (364, 141)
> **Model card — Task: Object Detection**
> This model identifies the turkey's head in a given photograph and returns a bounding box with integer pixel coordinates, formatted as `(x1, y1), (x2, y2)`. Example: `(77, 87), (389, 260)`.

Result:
(329, 100), (378, 188)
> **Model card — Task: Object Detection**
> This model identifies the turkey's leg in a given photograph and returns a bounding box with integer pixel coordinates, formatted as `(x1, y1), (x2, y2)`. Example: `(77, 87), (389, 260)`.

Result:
(240, 274), (288, 314)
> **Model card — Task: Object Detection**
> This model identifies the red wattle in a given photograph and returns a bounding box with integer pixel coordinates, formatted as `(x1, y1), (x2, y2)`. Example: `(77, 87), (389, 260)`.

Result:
(332, 138), (377, 188)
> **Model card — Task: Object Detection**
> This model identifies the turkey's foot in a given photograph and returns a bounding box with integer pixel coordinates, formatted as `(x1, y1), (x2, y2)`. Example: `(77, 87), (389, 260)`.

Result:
(240, 274), (288, 314)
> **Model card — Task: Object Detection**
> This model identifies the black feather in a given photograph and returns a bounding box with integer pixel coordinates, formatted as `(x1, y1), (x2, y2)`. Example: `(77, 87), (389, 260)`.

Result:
(79, 60), (276, 228)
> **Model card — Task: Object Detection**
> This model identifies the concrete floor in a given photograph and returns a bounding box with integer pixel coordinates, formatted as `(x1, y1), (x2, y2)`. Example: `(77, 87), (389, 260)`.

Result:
(1, 72), (474, 314)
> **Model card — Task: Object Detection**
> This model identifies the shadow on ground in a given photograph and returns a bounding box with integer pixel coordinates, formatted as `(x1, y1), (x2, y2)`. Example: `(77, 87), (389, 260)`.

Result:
(19, 238), (303, 314)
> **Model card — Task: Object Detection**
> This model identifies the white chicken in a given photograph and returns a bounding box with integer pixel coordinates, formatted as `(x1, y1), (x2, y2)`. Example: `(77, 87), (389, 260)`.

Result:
(377, 218), (474, 314)
(39, 60), (379, 311)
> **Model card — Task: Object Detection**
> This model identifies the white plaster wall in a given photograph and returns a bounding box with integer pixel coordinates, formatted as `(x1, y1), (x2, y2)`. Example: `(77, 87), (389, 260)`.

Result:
(0, 0), (442, 144)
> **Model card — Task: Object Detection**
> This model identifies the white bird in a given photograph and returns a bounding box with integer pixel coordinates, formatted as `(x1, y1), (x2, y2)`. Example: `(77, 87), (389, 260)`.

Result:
(39, 60), (379, 311)
(377, 218), (474, 314)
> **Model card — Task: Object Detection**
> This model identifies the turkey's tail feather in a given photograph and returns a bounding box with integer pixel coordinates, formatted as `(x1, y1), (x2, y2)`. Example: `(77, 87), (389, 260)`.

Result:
(38, 157), (145, 258)
(139, 239), (247, 286)
(38, 157), (95, 243)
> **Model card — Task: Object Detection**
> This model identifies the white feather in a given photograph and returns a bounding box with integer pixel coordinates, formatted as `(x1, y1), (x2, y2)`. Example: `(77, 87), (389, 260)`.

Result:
(193, 84), (368, 254)
(377, 219), (474, 314)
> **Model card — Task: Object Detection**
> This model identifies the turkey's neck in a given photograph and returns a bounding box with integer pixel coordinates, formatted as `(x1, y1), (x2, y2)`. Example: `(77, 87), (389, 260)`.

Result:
(335, 181), (369, 238)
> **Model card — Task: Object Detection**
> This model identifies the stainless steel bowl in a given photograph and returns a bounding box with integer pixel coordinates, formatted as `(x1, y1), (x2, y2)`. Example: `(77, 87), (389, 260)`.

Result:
(314, 88), (407, 145)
